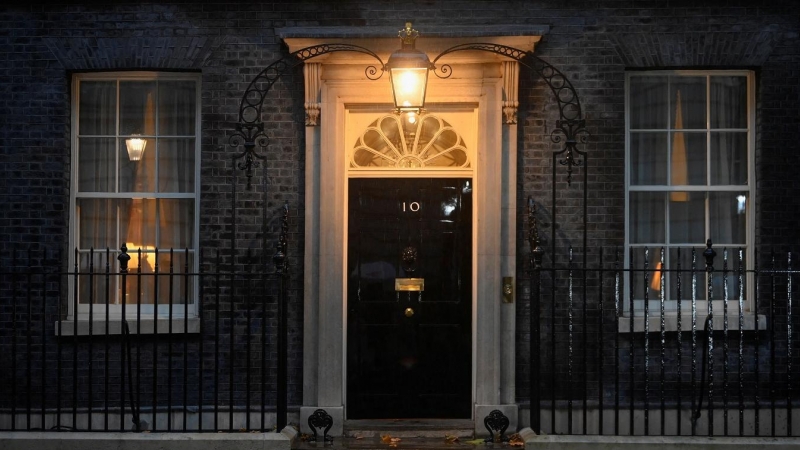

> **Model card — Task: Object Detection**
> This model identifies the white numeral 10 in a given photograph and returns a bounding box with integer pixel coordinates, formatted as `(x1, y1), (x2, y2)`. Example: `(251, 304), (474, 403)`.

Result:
(402, 202), (420, 212)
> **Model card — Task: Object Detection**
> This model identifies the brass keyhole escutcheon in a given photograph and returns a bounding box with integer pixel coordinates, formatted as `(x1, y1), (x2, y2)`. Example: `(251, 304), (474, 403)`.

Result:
(405, 307), (414, 318)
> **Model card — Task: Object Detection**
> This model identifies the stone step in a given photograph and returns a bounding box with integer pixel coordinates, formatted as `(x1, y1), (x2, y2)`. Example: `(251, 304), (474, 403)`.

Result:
(343, 419), (475, 439)
(294, 436), (490, 450)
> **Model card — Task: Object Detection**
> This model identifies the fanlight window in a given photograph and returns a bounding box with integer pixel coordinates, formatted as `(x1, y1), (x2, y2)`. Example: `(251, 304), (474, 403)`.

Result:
(351, 114), (470, 169)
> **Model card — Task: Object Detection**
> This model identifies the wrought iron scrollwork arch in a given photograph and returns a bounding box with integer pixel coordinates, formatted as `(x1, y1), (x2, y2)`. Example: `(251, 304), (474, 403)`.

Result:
(432, 43), (588, 185)
(230, 44), (386, 185)
(231, 41), (587, 185)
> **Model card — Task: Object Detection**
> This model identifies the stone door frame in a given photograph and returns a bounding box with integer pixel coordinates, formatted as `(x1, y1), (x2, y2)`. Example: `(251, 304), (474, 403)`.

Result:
(279, 26), (547, 435)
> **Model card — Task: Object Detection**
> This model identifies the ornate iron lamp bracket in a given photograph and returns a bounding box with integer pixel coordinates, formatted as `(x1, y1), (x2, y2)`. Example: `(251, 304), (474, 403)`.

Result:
(230, 44), (386, 186)
(431, 43), (589, 185)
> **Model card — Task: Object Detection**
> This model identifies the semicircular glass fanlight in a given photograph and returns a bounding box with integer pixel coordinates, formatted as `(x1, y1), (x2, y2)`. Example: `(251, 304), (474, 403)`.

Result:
(351, 113), (470, 169)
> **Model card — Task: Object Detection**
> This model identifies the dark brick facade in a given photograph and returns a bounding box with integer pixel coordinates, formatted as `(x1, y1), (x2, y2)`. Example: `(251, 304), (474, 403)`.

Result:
(1, 0), (799, 431)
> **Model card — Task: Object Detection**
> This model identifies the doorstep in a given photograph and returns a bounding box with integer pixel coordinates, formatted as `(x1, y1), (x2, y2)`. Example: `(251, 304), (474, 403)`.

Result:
(294, 419), (478, 450)
(294, 436), (492, 450)
(344, 419), (475, 438)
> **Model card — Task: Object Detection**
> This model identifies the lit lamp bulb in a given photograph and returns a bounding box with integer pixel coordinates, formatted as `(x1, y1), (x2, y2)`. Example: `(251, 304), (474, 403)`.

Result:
(125, 135), (147, 161)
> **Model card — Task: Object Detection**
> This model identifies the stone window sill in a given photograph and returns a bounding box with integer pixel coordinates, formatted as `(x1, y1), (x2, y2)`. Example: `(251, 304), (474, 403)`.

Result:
(618, 314), (767, 333)
(55, 318), (200, 336)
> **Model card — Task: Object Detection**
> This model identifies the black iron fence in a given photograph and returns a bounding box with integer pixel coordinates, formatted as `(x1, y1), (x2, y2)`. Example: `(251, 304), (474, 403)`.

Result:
(0, 215), (291, 433)
(3, 223), (798, 437)
(528, 235), (799, 436)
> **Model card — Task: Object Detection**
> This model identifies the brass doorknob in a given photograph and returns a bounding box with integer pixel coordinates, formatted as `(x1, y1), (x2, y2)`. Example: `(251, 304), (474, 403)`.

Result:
(404, 307), (414, 317)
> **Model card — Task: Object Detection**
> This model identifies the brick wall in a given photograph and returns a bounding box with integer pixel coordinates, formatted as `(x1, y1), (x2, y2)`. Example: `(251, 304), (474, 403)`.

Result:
(1, 0), (799, 425)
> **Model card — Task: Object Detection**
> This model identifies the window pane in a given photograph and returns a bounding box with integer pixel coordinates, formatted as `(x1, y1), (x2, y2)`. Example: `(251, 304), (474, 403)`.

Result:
(711, 132), (747, 185)
(709, 192), (747, 245)
(159, 199), (194, 249)
(155, 252), (193, 305)
(123, 250), (155, 305)
(78, 198), (117, 249)
(630, 132), (667, 185)
(119, 198), (157, 252)
(79, 81), (116, 135)
(711, 76), (747, 129)
(671, 131), (706, 185)
(668, 247), (706, 301)
(630, 192), (665, 244)
(712, 268), (746, 302)
(630, 247), (662, 301)
(121, 268), (152, 305)
(120, 81), (157, 135)
(78, 138), (115, 192)
(159, 80), (197, 135)
(78, 251), (118, 305)
(158, 138), (195, 192)
(670, 76), (706, 130)
(711, 251), (743, 302)
(119, 138), (156, 192)
(629, 76), (668, 129)
(669, 192), (705, 243)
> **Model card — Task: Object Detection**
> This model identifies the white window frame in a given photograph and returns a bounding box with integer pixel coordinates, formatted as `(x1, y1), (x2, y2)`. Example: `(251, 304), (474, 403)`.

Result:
(623, 70), (756, 320)
(67, 71), (201, 324)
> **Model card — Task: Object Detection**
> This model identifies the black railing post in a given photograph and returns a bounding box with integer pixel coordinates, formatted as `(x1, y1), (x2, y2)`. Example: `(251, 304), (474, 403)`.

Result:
(72, 248), (78, 431)
(167, 248), (174, 432)
(104, 247), (110, 431)
(787, 251), (793, 437)
(704, 240), (717, 436)
(274, 202), (290, 432)
(10, 247), (17, 431)
(88, 247), (94, 431)
(118, 245), (142, 432)
(183, 248), (190, 432)
(118, 245), (130, 431)
(40, 248), (48, 431)
(56, 248), (63, 431)
(613, 250), (620, 436)
(26, 248), (32, 430)
(152, 247), (160, 432)
(528, 197), (543, 433)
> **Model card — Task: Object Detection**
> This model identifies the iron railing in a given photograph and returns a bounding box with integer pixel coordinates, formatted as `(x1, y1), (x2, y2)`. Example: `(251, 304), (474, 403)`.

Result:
(3, 237), (797, 436)
(0, 239), (291, 432)
(528, 238), (799, 437)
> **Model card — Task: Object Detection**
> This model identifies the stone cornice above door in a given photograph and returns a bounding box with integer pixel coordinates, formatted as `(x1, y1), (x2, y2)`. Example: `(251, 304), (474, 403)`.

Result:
(277, 25), (548, 64)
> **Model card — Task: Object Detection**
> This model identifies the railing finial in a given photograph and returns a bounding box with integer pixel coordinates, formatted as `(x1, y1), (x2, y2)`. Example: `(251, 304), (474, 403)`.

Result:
(118, 243), (131, 273)
(704, 239), (716, 272)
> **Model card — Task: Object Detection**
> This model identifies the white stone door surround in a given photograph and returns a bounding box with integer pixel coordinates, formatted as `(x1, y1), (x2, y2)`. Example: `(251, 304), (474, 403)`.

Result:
(278, 25), (547, 436)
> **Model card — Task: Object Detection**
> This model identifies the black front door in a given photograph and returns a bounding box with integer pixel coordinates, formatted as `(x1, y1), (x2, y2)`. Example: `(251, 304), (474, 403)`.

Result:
(346, 178), (472, 419)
